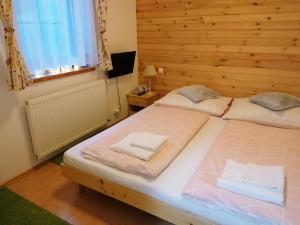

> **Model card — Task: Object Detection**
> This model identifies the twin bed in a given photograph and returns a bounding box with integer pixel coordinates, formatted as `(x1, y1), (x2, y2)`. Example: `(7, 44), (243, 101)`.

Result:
(61, 86), (300, 225)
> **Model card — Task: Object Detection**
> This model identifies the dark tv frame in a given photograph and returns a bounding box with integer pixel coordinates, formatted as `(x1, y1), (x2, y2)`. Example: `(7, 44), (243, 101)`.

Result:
(107, 51), (136, 79)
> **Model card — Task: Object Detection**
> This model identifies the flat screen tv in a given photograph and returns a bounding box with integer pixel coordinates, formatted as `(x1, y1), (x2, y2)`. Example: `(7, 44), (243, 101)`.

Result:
(108, 51), (136, 79)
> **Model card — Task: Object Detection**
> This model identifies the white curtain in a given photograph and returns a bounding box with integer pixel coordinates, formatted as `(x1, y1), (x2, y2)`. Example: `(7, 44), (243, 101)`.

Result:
(13, 0), (98, 74)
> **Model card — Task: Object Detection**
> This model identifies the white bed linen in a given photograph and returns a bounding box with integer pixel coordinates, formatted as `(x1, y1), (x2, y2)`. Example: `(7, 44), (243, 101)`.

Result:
(64, 115), (264, 225)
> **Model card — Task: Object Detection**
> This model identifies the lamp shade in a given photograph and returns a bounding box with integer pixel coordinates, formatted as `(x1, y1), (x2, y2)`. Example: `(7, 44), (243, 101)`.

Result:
(143, 65), (157, 77)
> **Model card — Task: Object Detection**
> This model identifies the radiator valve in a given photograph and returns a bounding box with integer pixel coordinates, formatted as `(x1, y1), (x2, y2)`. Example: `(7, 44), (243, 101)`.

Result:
(113, 106), (121, 114)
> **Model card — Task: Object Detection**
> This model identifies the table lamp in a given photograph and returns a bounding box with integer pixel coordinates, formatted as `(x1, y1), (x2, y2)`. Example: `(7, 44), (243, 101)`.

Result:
(143, 65), (157, 92)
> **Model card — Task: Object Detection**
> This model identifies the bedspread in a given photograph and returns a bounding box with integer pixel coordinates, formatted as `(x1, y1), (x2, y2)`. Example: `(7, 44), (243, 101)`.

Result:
(81, 105), (209, 178)
(182, 120), (300, 225)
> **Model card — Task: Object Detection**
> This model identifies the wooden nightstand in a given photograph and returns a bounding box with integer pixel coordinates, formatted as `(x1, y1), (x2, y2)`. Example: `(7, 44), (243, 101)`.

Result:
(127, 91), (159, 115)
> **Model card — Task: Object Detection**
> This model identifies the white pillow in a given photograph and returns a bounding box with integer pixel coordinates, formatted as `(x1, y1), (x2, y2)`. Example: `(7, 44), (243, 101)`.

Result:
(155, 90), (232, 116)
(223, 98), (300, 129)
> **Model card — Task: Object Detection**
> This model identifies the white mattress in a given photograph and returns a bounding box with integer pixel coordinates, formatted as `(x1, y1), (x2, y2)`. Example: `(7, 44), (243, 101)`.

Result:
(64, 116), (262, 225)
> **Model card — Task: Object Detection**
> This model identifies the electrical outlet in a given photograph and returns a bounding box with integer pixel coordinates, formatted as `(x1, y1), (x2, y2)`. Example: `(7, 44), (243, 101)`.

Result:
(158, 67), (164, 74)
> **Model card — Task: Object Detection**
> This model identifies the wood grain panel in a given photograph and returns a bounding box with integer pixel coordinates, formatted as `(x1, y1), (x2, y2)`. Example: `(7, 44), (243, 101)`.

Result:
(137, 0), (300, 97)
(138, 22), (300, 32)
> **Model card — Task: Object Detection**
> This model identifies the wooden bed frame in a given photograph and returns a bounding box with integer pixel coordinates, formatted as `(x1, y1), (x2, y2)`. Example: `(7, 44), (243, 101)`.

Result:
(61, 163), (213, 225)
(61, 81), (300, 224)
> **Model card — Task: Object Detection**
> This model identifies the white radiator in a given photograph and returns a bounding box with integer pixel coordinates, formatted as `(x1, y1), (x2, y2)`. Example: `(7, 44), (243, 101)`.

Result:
(26, 80), (107, 159)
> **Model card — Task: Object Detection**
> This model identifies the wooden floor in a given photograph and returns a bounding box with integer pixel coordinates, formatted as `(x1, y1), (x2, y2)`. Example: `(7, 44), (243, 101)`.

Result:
(8, 162), (172, 225)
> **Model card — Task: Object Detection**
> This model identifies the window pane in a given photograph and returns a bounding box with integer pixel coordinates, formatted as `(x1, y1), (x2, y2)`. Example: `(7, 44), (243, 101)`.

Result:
(13, 0), (99, 74)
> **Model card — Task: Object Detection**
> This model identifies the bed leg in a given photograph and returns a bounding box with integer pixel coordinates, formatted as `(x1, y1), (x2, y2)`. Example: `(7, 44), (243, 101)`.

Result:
(78, 184), (86, 194)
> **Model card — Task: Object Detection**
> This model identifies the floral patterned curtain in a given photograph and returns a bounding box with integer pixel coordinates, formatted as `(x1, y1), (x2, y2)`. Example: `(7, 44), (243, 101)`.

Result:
(0, 0), (32, 91)
(95, 0), (113, 71)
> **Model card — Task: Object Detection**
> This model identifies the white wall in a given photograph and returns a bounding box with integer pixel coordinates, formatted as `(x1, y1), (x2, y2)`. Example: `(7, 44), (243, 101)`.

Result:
(106, 0), (138, 125)
(0, 0), (137, 185)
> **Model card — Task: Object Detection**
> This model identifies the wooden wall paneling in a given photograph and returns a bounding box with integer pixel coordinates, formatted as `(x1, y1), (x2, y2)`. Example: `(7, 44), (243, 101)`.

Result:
(137, 1), (300, 13)
(138, 13), (300, 25)
(137, 0), (300, 97)
(138, 22), (300, 32)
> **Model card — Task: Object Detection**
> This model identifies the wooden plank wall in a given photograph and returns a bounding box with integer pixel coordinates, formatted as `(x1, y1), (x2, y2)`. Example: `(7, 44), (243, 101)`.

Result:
(136, 0), (300, 97)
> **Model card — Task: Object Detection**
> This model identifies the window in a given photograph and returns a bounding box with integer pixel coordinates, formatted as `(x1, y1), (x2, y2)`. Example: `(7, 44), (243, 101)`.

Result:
(13, 0), (98, 78)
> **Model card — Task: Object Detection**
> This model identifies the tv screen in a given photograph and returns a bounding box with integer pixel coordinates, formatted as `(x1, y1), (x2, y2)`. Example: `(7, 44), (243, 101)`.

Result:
(108, 51), (136, 79)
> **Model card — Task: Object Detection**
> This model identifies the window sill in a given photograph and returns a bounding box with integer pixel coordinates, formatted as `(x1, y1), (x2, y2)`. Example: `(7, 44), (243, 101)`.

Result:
(33, 66), (96, 84)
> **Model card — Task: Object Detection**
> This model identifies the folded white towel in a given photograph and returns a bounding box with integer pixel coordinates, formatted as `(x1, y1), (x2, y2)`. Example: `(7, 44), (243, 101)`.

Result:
(110, 133), (161, 161)
(130, 132), (167, 151)
(242, 163), (284, 192)
(218, 160), (245, 183)
(217, 178), (284, 205)
(217, 160), (284, 205)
